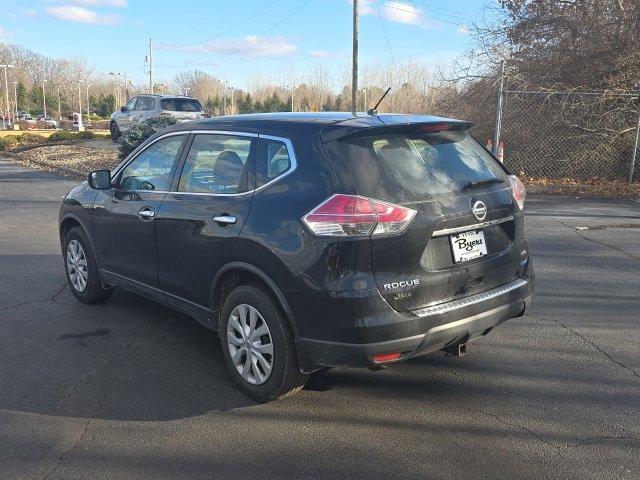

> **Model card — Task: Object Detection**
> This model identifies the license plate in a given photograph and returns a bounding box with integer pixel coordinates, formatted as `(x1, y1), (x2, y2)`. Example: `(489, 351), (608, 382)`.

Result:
(450, 230), (488, 263)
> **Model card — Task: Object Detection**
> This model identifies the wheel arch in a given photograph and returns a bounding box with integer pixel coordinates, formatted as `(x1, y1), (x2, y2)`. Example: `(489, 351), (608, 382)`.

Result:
(211, 262), (300, 339)
(59, 213), (98, 262)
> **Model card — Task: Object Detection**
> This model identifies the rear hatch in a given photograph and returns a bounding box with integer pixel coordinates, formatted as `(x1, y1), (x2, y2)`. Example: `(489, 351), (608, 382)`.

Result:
(325, 123), (524, 313)
(160, 98), (204, 121)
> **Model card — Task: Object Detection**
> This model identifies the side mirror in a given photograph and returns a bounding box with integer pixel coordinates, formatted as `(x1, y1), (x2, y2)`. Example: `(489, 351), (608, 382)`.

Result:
(88, 170), (112, 190)
(120, 106), (127, 113)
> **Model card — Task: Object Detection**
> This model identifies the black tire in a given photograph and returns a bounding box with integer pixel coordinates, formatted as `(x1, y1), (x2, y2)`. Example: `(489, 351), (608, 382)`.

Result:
(109, 121), (121, 142)
(63, 227), (112, 304)
(218, 285), (308, 402)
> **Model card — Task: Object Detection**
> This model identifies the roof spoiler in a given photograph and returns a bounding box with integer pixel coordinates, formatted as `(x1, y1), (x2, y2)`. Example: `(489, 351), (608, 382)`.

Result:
(324, 120), (474, 143)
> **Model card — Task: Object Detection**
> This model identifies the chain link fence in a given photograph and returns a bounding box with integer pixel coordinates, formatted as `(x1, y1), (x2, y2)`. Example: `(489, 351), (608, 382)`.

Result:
(495, 89), (640, 182)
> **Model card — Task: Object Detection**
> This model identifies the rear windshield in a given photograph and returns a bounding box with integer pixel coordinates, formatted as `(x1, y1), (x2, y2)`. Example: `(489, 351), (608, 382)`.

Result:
(160, 98), (202, 112)
(327, 131), (507, 202)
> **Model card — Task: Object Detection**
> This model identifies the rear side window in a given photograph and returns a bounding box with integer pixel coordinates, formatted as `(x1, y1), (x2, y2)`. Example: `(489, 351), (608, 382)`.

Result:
(161, 98), (202, 112)
(327, 131), (507, 202)
(178, 134), (252, 194)
(256, 138), (292, 187)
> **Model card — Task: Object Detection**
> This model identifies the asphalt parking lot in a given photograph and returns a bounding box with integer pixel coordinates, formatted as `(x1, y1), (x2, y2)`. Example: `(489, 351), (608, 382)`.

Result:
(1, 158), (639, 480)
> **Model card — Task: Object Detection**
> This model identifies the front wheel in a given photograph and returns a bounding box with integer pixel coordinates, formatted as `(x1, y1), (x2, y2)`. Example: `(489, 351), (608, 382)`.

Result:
(109, 121), (121, 142)
(64, 227), (112, 303)
(219, 285), (308, 402)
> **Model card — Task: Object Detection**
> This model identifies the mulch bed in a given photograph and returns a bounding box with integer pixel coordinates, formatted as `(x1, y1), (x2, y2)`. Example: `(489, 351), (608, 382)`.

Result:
(3, 141), (120, 179)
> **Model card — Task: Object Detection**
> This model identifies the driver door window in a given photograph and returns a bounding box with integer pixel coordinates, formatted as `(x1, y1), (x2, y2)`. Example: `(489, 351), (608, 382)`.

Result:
(124, 97), (137, 112)
(118, 135), (185, 191)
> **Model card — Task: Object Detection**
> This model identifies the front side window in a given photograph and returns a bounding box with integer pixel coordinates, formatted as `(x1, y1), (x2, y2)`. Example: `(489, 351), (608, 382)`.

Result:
(256, 138), (292, 187)
(178, 134), (252, 194)
(124, 97), (137, 111)
(118, 135), (185, 191)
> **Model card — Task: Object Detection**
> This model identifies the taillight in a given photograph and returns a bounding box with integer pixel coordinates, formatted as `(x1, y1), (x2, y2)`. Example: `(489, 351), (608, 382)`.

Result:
(372, 352), (402, 364)
(509, 175), (526, 210)
(302, 194), (416, 237)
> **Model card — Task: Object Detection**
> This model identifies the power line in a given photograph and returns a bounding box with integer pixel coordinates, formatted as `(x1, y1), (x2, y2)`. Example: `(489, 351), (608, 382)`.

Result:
(363, 0), (465, 27)
(206, 0), (314, 62)
(177, 0), (281, 47)
(376, 3), (398, 74)
(403, 0), (466, 18)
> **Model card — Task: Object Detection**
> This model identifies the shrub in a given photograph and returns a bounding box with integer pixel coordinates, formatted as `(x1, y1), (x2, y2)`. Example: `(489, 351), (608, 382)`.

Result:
(49, 130), (76, 142)
(77, 130), (96, 140)
(117, 116), (178, 159)
(19, 133), (45, 143)
(0, 137), (18, 151)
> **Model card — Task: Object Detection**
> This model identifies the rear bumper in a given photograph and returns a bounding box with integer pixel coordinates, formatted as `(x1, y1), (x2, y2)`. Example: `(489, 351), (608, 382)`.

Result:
(291, 275), (534, 371)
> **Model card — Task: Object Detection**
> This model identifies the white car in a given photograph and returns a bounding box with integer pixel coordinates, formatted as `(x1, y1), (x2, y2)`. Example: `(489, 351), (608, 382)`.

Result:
(38, 116), (58, 129)
(109, 94), (205, 141)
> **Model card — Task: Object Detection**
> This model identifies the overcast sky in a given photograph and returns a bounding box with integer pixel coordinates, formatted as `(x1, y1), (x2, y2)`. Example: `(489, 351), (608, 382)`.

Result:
(0, 0), (492, 89)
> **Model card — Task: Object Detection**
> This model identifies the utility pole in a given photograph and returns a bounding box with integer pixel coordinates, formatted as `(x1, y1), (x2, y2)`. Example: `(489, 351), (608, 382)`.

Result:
(493, 60), (506, 156)
(230, 87), (235, 114)
(57, 85), (62, 120)
(351, 0), (359, 114)
(42, 79), (47, 118)
(146, 38), (154, 94)
(362, 88), (367, 111)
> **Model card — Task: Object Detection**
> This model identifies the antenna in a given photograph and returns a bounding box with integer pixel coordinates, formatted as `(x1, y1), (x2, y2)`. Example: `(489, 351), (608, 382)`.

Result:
(367, 87), (391, 116)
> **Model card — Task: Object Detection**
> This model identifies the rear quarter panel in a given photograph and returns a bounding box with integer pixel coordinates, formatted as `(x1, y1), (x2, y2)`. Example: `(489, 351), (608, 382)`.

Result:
(237, 131), (376, 293)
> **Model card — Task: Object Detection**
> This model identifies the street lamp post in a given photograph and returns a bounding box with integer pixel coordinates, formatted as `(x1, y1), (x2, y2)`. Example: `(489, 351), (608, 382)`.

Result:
(57, 85), (62, 121)
(361, 88), (367, 111)
(42, 79), (47, 118)
(12, 81), (18, 120)
(86, 82), (90, 121)
(76, 80), (82, 127)
(0, 64), (15, 128)
(223, 81), (228, 115)
(286, 85), (296, 112)
(109, 72), (123, 106)
(230, 87), (235, 114)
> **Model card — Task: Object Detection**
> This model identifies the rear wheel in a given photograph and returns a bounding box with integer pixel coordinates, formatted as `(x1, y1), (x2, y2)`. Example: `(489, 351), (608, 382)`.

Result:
(64, 227), (112, 303)
(109, 121), (121, 142)
(219, 285), (308, 402)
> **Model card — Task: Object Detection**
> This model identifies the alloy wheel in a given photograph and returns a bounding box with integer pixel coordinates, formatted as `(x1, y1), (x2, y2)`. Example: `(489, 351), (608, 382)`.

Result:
(66, 239), (88, 292)
(226, 304), (274, 385)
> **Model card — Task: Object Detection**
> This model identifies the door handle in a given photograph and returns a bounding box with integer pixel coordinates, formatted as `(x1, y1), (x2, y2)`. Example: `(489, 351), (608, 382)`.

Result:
(213, 215), (237, 226)
(138, 207), (156, 221)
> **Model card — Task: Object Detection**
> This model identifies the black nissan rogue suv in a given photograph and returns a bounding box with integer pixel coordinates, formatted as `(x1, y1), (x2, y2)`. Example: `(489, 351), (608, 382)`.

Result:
(59, 112), (534, 402)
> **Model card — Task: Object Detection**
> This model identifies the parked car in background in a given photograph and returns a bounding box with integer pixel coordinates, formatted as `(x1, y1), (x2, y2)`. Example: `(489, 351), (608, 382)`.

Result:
(18, 114), (37, 130)
(109, 94), (205, 141)
(60, 112), (534, 402)
(38, 116), (58, 129)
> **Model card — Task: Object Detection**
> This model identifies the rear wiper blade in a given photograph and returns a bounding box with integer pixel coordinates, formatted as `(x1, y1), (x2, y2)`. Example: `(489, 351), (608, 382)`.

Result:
(461, 177), (504, 191)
